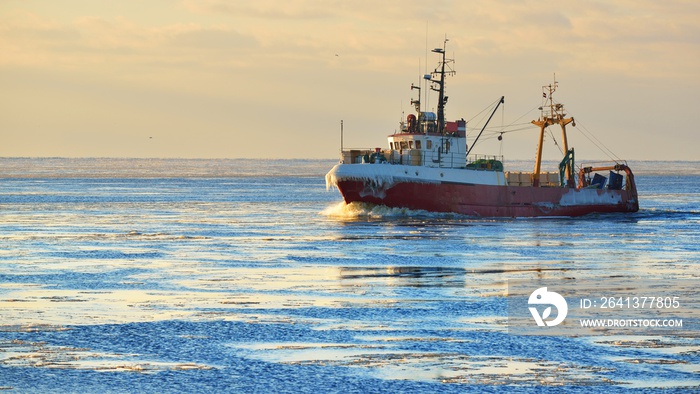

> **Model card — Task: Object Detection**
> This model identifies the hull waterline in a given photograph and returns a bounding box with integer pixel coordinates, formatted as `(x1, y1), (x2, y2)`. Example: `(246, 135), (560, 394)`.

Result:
(334, 179), (638, 218)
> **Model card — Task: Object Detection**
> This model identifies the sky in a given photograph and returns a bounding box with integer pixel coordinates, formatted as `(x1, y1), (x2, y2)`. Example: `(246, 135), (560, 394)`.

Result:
(1, 0), (698, 161)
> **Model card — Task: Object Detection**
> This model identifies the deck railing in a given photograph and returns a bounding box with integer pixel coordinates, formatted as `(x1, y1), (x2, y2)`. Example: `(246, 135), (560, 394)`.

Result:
(341, 148), (468, 168)
(340, 149), (506, 170)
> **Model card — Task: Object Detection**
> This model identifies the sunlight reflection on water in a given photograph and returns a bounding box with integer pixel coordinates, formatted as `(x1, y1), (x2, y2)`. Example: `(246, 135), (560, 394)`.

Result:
(0, 159), (698, 392)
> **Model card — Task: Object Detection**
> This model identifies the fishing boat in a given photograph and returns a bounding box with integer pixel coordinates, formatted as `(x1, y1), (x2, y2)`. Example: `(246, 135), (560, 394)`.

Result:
(325, 40), (639, 217)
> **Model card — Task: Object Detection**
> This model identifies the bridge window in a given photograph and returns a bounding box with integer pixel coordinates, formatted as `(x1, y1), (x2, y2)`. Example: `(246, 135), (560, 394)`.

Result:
(427, 140), (432, 150)
(415, 140), (422, 149)
(390, 142), (394, 150)
(400, 141), (408, 150)
(409, 141), (414, 149)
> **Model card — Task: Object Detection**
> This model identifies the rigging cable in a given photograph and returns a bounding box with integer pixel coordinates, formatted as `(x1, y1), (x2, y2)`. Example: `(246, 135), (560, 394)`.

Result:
(571, 118), (623, 163)
(499, 99), (506, 157)
(502, 104), (541, 132)
(465, 102), (539, 134)
(548, 128), (563, 155)
(465, 96), (505, 136)
(544, 98), (623, 163)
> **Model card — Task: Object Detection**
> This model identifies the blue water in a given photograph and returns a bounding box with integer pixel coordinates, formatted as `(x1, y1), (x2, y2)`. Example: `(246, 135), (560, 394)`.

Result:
(0, 158), (698, 393)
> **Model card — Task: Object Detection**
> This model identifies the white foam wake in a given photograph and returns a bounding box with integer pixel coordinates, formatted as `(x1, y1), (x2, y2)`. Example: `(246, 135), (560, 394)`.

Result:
(320, 201), (460, 220)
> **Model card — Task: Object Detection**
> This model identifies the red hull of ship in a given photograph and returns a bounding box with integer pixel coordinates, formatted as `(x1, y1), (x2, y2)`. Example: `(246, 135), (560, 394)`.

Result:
(335, 180), (639, 217)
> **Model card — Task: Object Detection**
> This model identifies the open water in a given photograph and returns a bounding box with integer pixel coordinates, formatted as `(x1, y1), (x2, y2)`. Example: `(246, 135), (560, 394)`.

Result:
(0, 158), (698, 393)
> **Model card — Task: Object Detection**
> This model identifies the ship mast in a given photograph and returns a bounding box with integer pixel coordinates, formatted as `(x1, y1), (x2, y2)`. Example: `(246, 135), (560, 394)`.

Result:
(426, 37), (455, 134)
(531, 76), (575, 187)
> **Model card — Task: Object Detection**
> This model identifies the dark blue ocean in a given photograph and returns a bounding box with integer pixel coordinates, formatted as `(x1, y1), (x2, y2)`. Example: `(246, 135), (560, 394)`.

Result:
(0, 158), (698, 393)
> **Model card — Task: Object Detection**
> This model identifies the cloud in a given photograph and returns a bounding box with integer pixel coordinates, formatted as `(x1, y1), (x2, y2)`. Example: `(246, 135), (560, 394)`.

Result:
(1, 0), (698, 159)
(163, 25), (257, 49)
(183, 0), (336, 20)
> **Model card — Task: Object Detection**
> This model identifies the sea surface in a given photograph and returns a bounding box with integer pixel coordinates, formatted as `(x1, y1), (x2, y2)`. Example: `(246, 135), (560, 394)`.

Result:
(0, 158), (698, 393)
